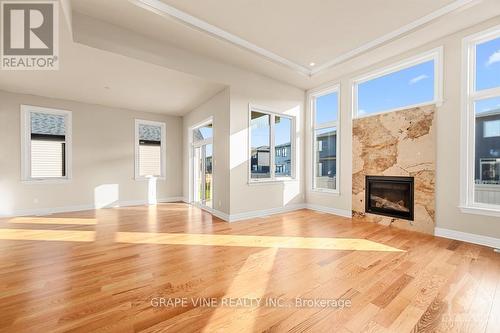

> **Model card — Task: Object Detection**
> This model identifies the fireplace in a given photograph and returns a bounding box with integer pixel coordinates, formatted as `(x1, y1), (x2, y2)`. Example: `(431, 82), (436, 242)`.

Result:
(365, 176), (414, 221)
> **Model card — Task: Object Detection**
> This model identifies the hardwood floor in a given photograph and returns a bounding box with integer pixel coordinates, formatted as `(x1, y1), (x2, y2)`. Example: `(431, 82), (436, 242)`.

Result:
(0, 203), (499, 332)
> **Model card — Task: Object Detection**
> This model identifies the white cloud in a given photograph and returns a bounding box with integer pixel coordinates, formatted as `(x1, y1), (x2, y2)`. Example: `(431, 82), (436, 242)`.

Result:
(409, 74), (429, 85)
(358, 109), (367, 115)
(486, 50), (500, 66)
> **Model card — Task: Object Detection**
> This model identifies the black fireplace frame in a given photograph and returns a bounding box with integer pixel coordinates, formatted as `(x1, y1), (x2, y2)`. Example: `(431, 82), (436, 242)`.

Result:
(365, 176), (414, 221)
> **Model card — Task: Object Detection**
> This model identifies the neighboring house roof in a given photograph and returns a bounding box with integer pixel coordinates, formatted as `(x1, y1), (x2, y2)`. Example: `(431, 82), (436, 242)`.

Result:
(476, 108), (500, 118)
(252, 146), (270, 152)
(275, 143), (292, 149)
(316, 130), (337, 139)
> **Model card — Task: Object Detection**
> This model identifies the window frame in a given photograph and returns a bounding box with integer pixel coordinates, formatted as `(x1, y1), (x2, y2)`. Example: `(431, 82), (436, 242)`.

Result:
(134, 119), (166, 181)
(352, 47), (443, 119)
(190, 117), (214, 206)
(248, 104), (296, 184)
(20, 105), (72, 184)
(460, 25), (500, 217)
(310, 84), (341, 194)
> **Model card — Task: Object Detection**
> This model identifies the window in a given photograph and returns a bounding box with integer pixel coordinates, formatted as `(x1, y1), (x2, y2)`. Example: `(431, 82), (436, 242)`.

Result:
(484, 119), (500, 138)
(249, 106), (294, 181)
(353, 48), (442, 118)
(311, 86), (339, 192)
(135, 119), (166, 179)
(193, 123), (212, 142)
(21, 105), (72, 182)
(462, 27), (500, 214)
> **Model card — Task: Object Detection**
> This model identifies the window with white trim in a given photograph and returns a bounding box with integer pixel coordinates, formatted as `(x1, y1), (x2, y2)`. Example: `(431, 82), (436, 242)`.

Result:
(311, 86), (339, 192)
(135, 119), (166, 179)
(21, 105), (72, 182)
(463, 27), (500, 212)
(249, 106), (294, 181)
(353, 48), (442, 118)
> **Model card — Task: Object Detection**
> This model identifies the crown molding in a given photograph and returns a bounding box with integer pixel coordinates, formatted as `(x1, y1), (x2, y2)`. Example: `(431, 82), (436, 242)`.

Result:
(128, 0), (311, 75)
(310, 0), (480, 75)
(129, 0), (480, 77)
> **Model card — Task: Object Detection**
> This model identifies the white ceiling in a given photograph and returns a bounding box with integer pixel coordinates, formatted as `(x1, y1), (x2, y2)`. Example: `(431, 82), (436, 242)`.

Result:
(157, 0), (456, 67)
(2, 0), (499, 114)
(0, 15), (225, 115)
(69, 0), (500, 88)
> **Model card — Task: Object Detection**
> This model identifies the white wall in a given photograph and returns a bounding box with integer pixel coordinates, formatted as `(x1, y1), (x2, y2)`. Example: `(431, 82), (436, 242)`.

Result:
(0, 90), (183, 216)
(306, 17), (500, 239)
(182, 79), (306, 217)
(229, 78), (305, 215)
(182, 88), (231, 214)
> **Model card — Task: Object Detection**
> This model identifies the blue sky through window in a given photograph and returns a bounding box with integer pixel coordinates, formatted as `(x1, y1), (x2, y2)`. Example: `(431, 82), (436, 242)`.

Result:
(251, 112), (291, 148)
(198, 125), (212, 139)
(475, 96), (500, 114)
(475, 36), (500, 91)
(316, 92), (338, 124)
(358, 60), (434, 116)
(251, 113), (270, 148)
(275, 116), (291, 147)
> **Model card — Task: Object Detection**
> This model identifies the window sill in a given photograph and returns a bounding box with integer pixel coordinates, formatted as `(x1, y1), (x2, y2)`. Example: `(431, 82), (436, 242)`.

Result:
(22, 178), (71, 185)
(459, 205), (500, 218)
(248, 178), (297, 186)
(310, 188), (340, 195)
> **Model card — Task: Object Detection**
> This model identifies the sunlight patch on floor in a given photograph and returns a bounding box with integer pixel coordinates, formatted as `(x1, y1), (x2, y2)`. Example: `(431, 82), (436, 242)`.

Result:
(0, 228), (403, 252)
(202, 247), (278, 332)
(6, 217), (98, 225)
(0, 229), (95, 242)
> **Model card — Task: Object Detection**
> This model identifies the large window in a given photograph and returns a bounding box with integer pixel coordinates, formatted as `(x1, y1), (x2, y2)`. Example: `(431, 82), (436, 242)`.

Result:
(462, 27), (500, 214)
(249, 106), (294, 181)
(135, 119), (166, 179)
(353, 48), (442, 118)
(21, 105), (72, 182)
(311, 86), (339, 192)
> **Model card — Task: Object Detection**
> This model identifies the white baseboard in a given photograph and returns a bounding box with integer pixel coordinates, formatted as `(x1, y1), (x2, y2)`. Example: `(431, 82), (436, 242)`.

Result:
(228, 203), (307, 222)
(2, 199), (353, 226)
(0, 196), (184, 218)
(305, 204), (352, 218)
(435, 227), (500, 249)
(208, 203), (351, 223)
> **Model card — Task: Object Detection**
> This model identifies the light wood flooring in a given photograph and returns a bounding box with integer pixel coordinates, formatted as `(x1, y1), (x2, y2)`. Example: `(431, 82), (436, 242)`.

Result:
(0, 203), (499, 332)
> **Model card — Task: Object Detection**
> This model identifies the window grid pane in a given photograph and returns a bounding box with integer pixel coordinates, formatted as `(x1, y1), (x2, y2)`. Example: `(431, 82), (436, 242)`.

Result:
(193, 124), (213, 142)
(357, 60), (435, 117)
(475, 36), (500, 92)
(473, 96), (500, 205)
(315, 92), (338, 124)
(314, 127), (337, 190)
(250, 112), (271, 179)
(275, 116), (292, 177)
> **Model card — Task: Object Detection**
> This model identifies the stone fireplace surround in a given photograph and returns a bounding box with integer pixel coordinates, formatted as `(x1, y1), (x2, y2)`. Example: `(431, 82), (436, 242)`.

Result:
(352, 105), (436, 235)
